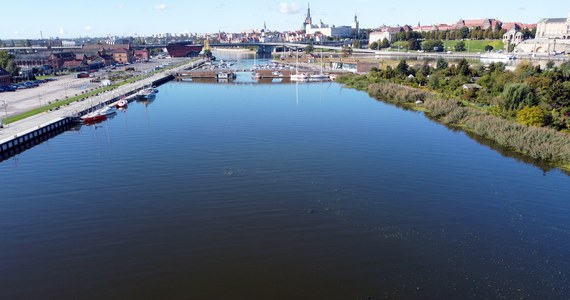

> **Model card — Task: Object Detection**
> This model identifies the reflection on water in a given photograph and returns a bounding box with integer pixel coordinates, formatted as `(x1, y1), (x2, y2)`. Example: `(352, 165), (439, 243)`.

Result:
(0, 60), (569, 299)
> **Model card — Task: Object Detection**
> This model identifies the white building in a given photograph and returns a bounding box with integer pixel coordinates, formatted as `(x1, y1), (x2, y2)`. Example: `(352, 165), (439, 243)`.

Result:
(536, 12), (570, 39)
(503, 29), (524, 46)
(303, 5), (357, 38)
(516, 12), (570, 54)
(307, 23), (353, 38)
(368, 27), (401, 46)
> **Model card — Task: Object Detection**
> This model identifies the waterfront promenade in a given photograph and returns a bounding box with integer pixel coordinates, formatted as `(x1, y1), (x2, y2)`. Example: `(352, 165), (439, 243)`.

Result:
(0, 58), (201, 146)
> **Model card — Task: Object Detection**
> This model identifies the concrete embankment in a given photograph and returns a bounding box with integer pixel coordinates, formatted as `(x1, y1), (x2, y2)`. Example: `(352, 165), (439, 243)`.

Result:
(0, 59), (205, 161)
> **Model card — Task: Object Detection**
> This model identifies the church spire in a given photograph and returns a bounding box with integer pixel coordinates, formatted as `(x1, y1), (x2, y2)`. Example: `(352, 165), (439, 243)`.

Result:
(304, 2), (312, 30)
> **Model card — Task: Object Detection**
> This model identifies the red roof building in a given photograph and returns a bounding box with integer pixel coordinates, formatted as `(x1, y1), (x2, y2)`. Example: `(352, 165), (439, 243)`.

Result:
(135, 49), (150, 62)
(456, 19), (501, 30)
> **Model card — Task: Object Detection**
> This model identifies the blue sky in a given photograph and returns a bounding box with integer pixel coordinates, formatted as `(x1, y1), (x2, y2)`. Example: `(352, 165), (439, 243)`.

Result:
(1, 0), (567, 39)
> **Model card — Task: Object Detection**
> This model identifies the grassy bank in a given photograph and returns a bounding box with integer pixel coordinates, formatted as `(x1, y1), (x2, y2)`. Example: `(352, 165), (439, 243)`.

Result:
(338, 76), (570, 172)
(391, 39), (504, 52)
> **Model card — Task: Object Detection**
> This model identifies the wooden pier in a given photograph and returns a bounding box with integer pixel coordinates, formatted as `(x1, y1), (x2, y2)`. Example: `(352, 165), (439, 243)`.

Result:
(176, 68), (326, 80)
(176, 70), (237, 80)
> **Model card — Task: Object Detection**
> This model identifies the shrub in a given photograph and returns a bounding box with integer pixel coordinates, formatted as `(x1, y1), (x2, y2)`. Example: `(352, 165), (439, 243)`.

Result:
(517, 106), (546, 127)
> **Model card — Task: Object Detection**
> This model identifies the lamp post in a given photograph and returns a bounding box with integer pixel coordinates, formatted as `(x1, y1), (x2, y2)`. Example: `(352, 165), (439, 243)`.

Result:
(0, 100), (7, 116)
(0, 100), (7, 127)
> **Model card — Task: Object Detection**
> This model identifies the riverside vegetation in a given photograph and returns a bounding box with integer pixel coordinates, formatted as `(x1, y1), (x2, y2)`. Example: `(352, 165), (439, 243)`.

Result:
(337, 58), (570, 171)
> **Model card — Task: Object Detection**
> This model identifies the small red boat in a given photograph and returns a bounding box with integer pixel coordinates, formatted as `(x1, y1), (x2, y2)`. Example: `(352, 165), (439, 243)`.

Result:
(81, 106), (117, 123)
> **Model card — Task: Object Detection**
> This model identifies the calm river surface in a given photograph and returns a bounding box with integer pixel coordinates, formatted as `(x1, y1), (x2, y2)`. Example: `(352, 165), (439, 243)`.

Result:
(1, 57), (569, 299)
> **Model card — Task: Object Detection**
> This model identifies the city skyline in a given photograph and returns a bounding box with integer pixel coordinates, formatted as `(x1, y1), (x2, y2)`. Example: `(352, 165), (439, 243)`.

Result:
(1, 0), (566, 39)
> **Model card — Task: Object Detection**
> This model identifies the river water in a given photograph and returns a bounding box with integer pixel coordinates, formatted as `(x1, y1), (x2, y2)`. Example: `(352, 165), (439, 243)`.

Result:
(1, 56), (569, 299)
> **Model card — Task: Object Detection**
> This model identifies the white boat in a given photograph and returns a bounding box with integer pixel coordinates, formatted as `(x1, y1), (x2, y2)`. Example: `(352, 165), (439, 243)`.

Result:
(480, 52), (515, 62)
(216, 72), (235, 80)
(309, 50), (330, 81)
(137, 86), (156, 99)
(308, 73), (330, 81)
(115, 98), (128, 108)
(81, 106), (117, 123)
(290, 73), (309, 81)
(290, 49), (308, 81)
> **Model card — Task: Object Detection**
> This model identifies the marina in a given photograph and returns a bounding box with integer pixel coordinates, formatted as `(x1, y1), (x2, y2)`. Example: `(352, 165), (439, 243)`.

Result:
(0, 59), (203, 161)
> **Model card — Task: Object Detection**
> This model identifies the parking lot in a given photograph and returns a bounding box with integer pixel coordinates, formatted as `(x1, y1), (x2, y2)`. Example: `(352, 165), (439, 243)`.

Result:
(0, 57), (189, 119)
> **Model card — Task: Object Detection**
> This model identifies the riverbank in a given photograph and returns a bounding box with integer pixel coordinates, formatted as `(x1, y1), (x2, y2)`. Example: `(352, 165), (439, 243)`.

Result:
(1, 58), (203, 158)
(1, 58), (199, 125)
(337, 76), (570, 173)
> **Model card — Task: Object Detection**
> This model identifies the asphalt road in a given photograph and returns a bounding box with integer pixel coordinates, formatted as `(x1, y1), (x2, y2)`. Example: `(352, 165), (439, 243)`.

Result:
(0, 58), (189, 118)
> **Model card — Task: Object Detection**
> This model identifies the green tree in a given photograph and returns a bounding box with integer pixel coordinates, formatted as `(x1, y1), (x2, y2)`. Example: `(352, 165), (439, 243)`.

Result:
(396, 60), (409, 76)
(436, 57), (448, 70)
(381, 38), (390, 49)
(420, 61), (431, 76)
(457, 58), (471, 76)
(516, 106), (546, 126)
(0, 50), (19, 76)
(407, 38), (421, 51)
(455, 41), (466, 52)
(458, 27), (470, 39)
(369, 41), (379, 50)
(542, 82), (570, 110)
(546, 60), (555, 69)
(421, 40), (444, 52)
(502, 83), (538, 111)
(428, 73), (441, 89)
(383, 65), (396, 79)
(4, 59), (20, 76)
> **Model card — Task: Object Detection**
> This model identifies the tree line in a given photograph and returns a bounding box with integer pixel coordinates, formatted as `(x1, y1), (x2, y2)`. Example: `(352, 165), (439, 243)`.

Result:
(369, 26), (536, 51)
(344, 58), (570, 130)
(0, 50), (20, 77)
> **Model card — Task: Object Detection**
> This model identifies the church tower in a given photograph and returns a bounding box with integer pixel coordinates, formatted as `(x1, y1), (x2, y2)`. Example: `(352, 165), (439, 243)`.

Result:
(303, 3), (312, 31)
(352, 14), (360, 38)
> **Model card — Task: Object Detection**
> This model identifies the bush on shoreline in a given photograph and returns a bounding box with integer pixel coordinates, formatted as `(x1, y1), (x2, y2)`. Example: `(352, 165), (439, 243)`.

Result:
(338, 76), (570, 168)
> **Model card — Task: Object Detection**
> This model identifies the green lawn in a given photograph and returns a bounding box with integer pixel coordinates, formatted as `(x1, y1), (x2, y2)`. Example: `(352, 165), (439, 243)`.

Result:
(388, 39), (504, 52)
(35, 75), (55, 80)
(443, 40), (504, 52)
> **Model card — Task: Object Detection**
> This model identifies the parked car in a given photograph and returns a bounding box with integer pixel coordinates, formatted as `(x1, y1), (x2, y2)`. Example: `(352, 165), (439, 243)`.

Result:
(2, 85), (17, 92)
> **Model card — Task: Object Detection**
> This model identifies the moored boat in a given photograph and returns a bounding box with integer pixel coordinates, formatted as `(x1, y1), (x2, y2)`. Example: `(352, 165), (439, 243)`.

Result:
(81, 106), (117, 123)
(290, 73), (309, 81)
(115, 98), (128, 108)
(137, 86), (156, 99)
(308, 73), (330, 81)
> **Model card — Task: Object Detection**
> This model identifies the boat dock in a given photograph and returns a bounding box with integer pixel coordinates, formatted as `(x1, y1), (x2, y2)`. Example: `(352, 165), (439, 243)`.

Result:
(176, 70), (237, 80)
(176, 68), (331, 80)
(0, 58), (205, 161)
